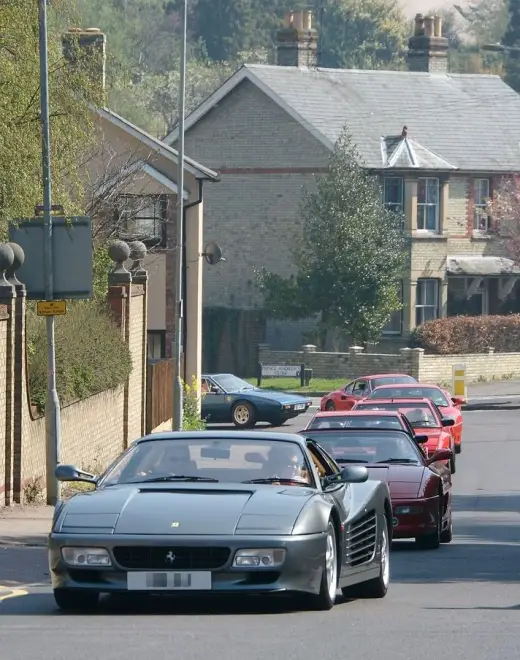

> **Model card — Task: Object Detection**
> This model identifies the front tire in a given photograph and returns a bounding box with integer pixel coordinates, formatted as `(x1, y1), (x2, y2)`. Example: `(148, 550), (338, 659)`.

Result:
(455, 442), (462, 454)
(325, 401), (335, 411)
(415, 500), (442, 550)
(342, 517), (390, 599)
(450, 449), (456, 474)
(309, 520), (338, 610)
(440, 510), (453, 543)
(54, 589), (99, 612)
(231, 402), (256, 428)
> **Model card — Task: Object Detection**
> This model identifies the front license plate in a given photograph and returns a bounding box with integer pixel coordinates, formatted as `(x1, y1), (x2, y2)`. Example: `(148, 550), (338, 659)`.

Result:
(294, 404), (305, 411)
(127, 571), (212, 591)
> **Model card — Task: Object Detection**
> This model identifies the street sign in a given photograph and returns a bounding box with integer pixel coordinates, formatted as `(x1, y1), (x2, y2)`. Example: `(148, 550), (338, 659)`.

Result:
(261, 365), (301, 378)
(452, 363), (467, 399)
(37, 300), (67, 316)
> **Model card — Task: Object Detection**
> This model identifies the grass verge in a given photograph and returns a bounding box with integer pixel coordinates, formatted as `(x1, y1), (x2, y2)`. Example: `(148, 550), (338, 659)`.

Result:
(245, 377), (346, 393)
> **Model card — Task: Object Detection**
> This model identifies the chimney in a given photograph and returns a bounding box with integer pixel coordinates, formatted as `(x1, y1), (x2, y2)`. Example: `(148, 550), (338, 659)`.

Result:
(276, 10), (318, 68)
(407, 14), (448, 74)
(62, 27), (107, 91)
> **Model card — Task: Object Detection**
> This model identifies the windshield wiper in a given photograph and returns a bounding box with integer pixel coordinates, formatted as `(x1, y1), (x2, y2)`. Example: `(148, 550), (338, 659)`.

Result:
(139, 475), (219, 483)
(375, 458), (418, 464)
(242, 477), (308, 485)
(335, 458), (369, 464)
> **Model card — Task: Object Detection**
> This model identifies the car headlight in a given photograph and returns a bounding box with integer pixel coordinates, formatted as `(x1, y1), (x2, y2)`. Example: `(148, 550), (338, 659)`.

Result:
(394, 506), (424, 515)
(233, 548), (286, 567)
(61, 547), (112, 567)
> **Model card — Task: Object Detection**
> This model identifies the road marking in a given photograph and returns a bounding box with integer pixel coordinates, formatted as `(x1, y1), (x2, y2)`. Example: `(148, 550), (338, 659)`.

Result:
(0, 587), (28, 601)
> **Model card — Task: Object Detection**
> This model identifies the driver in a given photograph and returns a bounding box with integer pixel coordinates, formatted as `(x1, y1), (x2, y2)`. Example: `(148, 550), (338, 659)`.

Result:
(264, 445), (309, 483)
(406, 408), (430, 425)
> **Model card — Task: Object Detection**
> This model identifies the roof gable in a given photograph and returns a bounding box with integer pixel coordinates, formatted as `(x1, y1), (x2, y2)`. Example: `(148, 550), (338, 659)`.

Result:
(166, 63), (520, 172)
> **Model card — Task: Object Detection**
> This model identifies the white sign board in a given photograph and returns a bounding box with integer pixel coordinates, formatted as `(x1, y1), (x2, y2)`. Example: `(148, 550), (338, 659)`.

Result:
(261, 365), (301, 378)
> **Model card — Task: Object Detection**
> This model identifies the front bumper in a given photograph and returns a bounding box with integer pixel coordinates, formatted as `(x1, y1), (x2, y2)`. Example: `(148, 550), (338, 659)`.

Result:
(49, 532), (326, 596)
(391, 498), (439, 539)
(276, 402), (312, 420)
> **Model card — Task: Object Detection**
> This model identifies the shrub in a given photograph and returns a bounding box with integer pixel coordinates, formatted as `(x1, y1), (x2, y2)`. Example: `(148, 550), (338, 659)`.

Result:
(411, 315), (520, 354)
(26, 299), (132, 412)
(183, 377), (206, 431)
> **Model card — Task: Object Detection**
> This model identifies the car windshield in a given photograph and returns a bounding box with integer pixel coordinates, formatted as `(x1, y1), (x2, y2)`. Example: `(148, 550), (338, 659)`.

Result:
(308, 415), (404, 431)
(369, 386), (449, 407)
(211, 375), (255, 392)
(306, 430), (423, 465)
(98, 438), (315, 488)
(355, 402), (439, 427)
(371, 375), (417, 388)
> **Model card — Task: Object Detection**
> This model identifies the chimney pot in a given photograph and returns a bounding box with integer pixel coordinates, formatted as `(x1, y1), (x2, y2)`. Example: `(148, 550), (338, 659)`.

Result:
(293, 10), (303, 30)
(284, 12), (293, 28)
(85, 27), (102, 33)
(424, 16), (434, 36)
(414, 14), (424, 36)
(276, 9), (317, 68)
(303, 10), (312, 30)
(433, 16), (442, 37)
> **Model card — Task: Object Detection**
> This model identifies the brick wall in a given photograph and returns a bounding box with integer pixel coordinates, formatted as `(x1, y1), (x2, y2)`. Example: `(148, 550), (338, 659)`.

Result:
(258, 343), (520, 386)
(0, 244), (148, 507)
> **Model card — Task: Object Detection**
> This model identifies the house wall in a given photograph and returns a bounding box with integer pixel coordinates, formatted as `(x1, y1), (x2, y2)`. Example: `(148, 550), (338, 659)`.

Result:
(258, 344), (520, 385)
(183, 79), (330, 310)
(0, 257), (148, 507)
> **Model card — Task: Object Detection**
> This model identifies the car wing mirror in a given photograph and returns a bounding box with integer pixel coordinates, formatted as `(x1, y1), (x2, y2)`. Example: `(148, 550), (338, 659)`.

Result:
(55, 464), (98, 484)
(441, 418), (455, 427)
(323, 465), (369, 486)
(414, 435), (429, 443)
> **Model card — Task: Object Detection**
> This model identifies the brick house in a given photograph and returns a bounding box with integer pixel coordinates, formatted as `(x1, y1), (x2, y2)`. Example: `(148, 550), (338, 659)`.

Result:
(166, 11), (520, 373)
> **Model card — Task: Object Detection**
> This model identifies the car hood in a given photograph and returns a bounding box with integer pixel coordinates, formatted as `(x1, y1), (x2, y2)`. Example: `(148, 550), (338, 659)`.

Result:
(245, 389), (311, 404)
(55, 484), (316, 536)
(366, 465), (425, 498)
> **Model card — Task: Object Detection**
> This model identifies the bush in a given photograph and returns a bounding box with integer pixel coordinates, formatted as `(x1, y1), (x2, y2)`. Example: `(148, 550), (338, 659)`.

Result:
(26, 300), (132, 412)
(411, 315), (520, 354)
(182, 377), (206, 431)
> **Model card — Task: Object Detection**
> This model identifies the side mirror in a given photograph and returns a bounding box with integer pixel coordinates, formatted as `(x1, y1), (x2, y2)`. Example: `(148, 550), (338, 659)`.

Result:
(210, 386), (221, 394)
(324, 465), (369, 486)
(55, 464), (98, 484)
(414, 435), (429, 444)
(425, 448), (453, 465)
(451, 396), (465, 405)
(441, 418), (455, 427)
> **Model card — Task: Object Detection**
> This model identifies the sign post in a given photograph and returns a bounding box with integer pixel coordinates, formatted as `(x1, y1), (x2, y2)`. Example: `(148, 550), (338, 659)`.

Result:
(452, 363), (467, 401)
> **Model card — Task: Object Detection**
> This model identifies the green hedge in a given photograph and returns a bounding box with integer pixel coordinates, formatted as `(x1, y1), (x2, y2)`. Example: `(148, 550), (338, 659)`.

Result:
(411, 315), (520, 354)
(26, 300), (132, 413)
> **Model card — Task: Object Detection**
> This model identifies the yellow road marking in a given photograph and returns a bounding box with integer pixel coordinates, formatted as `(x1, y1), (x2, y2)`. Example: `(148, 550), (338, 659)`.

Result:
(0, 587), (29, 601)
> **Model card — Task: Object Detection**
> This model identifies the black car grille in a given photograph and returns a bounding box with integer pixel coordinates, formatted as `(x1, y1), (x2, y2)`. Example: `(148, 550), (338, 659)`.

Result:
(345, 511), (377, 567)
(113, 546), (231, 571)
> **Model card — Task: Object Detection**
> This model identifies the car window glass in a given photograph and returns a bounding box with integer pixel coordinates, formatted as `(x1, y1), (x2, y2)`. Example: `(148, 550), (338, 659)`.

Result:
(355, 402), (439, 427)
(353, 380), (367, 394)
(344, 382), (354, 394)
(369, 386), (449, 407)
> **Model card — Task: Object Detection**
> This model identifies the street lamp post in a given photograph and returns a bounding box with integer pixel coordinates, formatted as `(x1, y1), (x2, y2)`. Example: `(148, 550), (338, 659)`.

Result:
(38, 0), (62, 504)
(172, 0), (187, 431)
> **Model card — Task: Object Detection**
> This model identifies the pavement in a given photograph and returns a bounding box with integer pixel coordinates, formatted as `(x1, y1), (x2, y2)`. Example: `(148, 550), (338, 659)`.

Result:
(1, 396), (520, 659)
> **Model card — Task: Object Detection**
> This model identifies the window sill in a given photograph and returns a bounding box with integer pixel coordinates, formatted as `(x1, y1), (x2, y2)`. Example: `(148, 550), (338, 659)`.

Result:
(411, 232), (447, 240)
(471, 233), (493, 240)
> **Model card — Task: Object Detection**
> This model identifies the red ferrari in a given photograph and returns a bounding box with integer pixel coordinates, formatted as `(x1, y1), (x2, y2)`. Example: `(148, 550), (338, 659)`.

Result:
(364, 384), (465, 453)
(302, 426), (453, 549)
(320, 374), (417, 411)
(352, 398), (456, 473)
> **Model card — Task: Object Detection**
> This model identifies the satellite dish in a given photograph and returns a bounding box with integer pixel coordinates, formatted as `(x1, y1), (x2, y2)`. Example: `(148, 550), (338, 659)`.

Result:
(202, 242), (225, 265)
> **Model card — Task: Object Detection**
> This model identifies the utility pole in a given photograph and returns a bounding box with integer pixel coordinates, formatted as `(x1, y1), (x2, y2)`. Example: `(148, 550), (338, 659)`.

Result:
(172, 0), (187, 431)
(38, 0), (61, 504)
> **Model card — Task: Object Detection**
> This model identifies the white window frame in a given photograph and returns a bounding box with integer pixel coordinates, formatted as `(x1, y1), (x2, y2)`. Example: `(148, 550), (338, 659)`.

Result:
(383, 177), (404, 214)
(417, 177), (440, 233)
(415, 279), (439, 326)
(116, 194), (165, 241)
(474, 179), (491, 233)
(382, 281), (403, 335)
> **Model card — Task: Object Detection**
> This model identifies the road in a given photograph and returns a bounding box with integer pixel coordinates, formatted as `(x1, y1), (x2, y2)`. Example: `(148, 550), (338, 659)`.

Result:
(1, 405), (520, 660)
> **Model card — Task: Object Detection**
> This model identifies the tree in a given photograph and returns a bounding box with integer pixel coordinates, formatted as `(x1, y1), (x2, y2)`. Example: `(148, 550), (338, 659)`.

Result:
(486, 176), (520, 265)
(256, 128), (408, 347)
(503, 0), (520, 91)
(0, 0), (103, 229)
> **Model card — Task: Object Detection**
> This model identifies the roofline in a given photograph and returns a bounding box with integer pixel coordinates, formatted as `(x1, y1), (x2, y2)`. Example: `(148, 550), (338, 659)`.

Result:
(94, 159), (189, 199)
(164, 66), (334, 152)
(95, 106), (220, 181)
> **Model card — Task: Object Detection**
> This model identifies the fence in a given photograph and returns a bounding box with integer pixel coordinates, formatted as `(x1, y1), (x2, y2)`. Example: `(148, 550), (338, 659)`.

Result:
(146, 359), (174, 433)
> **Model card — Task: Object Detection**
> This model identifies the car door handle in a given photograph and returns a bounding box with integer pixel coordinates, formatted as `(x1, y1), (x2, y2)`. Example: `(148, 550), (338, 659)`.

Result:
(340, 395), (346, 400)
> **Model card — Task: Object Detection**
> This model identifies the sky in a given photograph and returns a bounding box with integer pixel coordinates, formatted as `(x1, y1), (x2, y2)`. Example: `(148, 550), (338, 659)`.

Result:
(399, 0), (468, 18)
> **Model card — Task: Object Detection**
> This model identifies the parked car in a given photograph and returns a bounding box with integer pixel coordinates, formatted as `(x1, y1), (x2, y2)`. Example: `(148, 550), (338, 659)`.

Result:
(201, 373), (311, 428)
(301, 426), (453, 550)
(352, 398), (456, 473)
(304, 410), (429, 446)
(365, 384), (464, 453)
(51, 430), (392, 611)
(320, 374), (418, 411)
